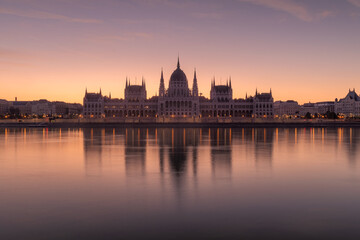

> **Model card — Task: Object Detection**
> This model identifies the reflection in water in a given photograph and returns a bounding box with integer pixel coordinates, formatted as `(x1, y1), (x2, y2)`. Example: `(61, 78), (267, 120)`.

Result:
(343, 128), (360, 167)
(83, 128), (103, 176)
(210, 128), (232, 179)
(156, 128), (200, 198)
(254, 128), (274, 169)
(5, 127), (360, 239)
(125, 128), (146, 176)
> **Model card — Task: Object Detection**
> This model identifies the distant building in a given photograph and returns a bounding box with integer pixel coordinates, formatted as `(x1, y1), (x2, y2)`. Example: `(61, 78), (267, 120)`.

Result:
(10, 100), (32, 115)
(84, 59), (274, 119)
(31, 99), (53, 115)
(274, 100), (300, 117)
(53, 102), (82, 116)
(209, 79), (233, 117)
(315, 101), (334, 114)
(300, 102), (318, 116)
(254, 89), (274, 118)
(335, 89), (360, 116)
(83, 89), (104, 118)
(0, 99), (9, 115)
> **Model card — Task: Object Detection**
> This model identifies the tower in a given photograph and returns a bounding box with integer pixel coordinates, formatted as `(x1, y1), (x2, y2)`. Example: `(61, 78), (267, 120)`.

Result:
(192, 68), (198, 97)
(159, 68), (165, 97)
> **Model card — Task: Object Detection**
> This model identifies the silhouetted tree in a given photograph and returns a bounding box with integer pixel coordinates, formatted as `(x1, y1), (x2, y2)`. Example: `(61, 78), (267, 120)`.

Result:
(9, 107), (19, 115)
(305, 112), (312, 119)
(325, 111), (338, 119)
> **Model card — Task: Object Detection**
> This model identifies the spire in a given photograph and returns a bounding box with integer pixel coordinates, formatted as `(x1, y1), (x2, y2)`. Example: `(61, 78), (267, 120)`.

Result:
(126, 77), (128, 87)
(192, 68), (198, 97)
(177, 55), (180, 68)
(85, 87), (87, 94)
(255, 88), (258, 96)
(229, 76), (232, 88)
(246, 92), (248, 99)
(99, 88), (102, 95)
(270, 88), (272, 96)
(159, 68), (165, 97)
(109, 92), (111, 98)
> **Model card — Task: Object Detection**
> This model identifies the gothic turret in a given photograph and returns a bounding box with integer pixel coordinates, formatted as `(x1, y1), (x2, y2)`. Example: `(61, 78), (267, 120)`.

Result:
(142, 77), (146, 88)
(192, 68), (198, 97)
(159, 68), (165, 97)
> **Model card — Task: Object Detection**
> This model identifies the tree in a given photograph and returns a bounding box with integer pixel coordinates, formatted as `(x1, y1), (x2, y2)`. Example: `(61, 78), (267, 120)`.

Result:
(325, 111), (338, 119)
(305, 112), (312, 119)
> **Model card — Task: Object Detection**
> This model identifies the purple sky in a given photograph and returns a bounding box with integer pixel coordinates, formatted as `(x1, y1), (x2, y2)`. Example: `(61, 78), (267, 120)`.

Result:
(1, 0), (360, 103)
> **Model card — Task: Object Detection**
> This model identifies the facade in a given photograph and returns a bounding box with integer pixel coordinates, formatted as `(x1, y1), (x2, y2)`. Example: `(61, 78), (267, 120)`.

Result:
(315, 101), (334, 114)
(299, 102), (318, 116)
(253, 89), (274, 118)
(0, 99), (9, 115)
(10, 101), (32, 115)
(335, 89), (360, 116)
(31, 99), (54, 115)
(84, 59), (274, 119)
(53, 102), (83, 116)
(274, 100), (300, 117)
(158, 61), (199, 117)
(83, 90), (104, 118)
(6, 99), (82, 117)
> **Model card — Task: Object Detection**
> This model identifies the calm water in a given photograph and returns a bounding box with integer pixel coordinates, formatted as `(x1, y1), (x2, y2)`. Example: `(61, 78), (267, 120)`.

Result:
(1, 127), (360, 239)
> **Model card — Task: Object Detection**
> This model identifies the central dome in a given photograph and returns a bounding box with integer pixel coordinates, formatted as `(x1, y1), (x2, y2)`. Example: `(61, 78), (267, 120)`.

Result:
(168, 59), (189, 89)
(169, 68), (188, 85)
(167, 58), (190, 97)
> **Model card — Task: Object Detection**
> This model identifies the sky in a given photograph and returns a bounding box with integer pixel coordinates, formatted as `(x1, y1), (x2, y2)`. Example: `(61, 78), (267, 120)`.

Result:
(1, 0), (360, 104)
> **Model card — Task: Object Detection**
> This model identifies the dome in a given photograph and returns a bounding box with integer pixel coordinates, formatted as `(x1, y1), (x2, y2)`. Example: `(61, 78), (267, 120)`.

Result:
(169, 68), (188, 87)
(167, 58), (190, 97)
(168, 58), (189, 89)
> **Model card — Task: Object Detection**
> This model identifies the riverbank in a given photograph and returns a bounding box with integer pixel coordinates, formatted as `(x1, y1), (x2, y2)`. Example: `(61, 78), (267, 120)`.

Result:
(1, 118), (360, 128)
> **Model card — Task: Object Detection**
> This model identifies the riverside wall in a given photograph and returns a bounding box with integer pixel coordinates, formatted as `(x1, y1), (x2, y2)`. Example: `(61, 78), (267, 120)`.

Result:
(1, 118), (360, 128)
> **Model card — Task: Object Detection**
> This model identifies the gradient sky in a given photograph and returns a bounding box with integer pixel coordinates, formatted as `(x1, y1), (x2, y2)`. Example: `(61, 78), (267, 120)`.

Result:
(1, 0), (360, 104)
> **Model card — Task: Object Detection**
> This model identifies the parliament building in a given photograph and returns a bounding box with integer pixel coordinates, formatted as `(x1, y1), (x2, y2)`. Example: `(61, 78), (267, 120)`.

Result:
(83, 59), (274, 120)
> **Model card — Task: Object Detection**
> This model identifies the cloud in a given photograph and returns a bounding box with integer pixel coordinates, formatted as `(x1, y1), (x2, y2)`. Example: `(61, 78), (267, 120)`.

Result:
(318, 10), (335, 19)
(237, 0), (313, 22)
(91, 32), (153, 42)
(348, 0), (360, 7)
(134, 0), (194, 8)
(0, 7), (102, 23)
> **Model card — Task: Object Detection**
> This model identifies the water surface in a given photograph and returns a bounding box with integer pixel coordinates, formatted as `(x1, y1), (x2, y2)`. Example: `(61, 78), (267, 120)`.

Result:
(1, 127), (360, 239)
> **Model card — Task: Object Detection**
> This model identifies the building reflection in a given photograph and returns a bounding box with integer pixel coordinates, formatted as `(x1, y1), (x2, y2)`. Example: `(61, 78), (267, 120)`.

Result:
(209, 128), (232, 179)
(341, 128), (360, 167)
(253, 128), (274, 169)
(83, 128), (103, 176)
(156, 128), (200, 196)
(124, 128), (147, 176)
(81, 127), (275, 179)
